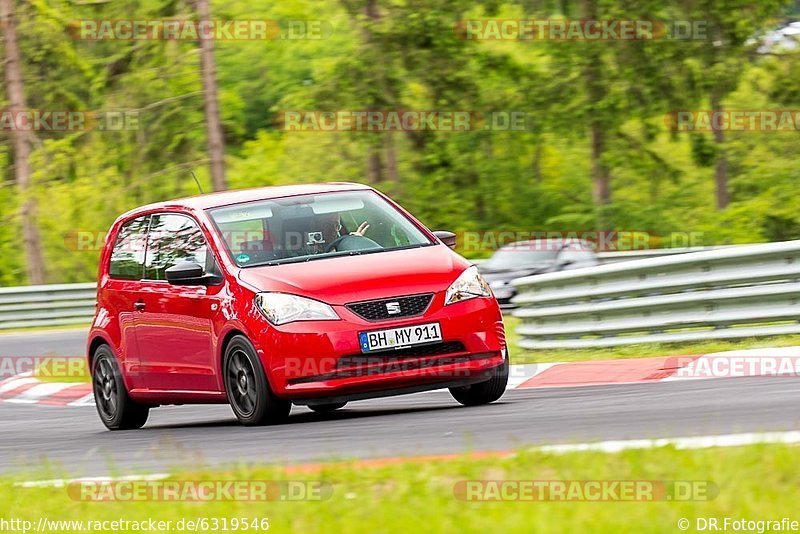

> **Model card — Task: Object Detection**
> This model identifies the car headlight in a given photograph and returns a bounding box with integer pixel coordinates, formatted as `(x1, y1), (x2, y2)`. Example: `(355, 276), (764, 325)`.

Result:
(255, 293), (340, 325)
(445, 266), (492, 306)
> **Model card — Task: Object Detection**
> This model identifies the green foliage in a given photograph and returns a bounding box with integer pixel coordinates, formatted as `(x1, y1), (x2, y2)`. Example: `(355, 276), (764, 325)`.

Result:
(0, 0), (797, 284)
(2, 444), (800, 532)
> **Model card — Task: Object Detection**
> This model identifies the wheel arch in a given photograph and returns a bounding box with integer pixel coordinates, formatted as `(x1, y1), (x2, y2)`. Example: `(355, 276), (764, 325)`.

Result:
(219, 328), (248, 367)
(87, 334), (112, 369)
(218, 327), (281, 394)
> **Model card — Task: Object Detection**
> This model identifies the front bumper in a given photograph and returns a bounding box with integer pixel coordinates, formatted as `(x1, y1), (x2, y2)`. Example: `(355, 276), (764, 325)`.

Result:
(253, 293), (506, 400)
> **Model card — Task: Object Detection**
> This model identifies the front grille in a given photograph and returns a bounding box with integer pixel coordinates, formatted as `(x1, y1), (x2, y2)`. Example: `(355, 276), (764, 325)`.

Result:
(288, 341), (468, 384)
(346, 293), (434, 321)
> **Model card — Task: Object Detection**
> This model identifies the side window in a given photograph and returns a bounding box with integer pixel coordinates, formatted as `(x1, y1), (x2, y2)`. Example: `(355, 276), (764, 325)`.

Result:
(108, 216), (149, 280)
(144, 214), (209, 281)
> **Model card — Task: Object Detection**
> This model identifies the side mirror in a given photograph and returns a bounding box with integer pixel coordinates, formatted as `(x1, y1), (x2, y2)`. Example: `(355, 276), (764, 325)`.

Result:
(433, 230), (457, 250)
(166, 262), (220, 286)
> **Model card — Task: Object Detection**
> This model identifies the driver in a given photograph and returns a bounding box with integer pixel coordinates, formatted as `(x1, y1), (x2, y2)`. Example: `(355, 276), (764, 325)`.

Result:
(314, 214), (370, 253)
(345, 220), (370, 238)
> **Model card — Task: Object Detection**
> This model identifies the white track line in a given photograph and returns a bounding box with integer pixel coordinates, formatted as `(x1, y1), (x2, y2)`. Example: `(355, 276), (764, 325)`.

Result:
(0, 376), (39, 394)
(4, 382), (82, 404)
(16, 473), (170, 489)
(537, 430), (800, 454)
(67, 393), (96, 407)
(508, 363), (556, 388)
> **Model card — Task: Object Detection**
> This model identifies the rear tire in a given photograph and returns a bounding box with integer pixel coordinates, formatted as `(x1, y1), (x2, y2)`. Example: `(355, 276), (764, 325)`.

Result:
(92, 346), (150, 430)
(449, 348), (509, 406)
(308, 402), (347, 413)
(224, 335), (291, 426)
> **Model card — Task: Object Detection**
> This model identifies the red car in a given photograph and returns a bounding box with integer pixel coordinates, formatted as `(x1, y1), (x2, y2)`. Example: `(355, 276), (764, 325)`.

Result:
(88, 183), (508, 429)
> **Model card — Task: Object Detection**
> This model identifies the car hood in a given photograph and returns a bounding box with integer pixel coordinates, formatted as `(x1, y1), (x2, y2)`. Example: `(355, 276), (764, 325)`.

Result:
(237, 245), (471, 305)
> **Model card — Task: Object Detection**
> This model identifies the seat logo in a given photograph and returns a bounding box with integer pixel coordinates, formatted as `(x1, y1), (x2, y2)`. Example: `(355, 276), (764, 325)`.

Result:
(386, 302), (401, 315)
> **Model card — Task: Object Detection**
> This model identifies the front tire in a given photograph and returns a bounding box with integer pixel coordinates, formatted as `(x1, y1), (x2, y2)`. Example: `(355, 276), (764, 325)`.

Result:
(224, 335), (291, 426)
(449, 348), (509, 406)
(92, 346), (150, 430)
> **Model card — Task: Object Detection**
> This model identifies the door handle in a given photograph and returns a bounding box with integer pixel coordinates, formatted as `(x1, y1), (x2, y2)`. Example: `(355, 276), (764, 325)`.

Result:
(134, 301), (146, 311)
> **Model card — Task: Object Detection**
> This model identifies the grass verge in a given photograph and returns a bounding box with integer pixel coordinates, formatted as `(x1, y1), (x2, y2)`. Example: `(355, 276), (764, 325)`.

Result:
(0, 323), (89, 335)
(1, 443), (798, 532)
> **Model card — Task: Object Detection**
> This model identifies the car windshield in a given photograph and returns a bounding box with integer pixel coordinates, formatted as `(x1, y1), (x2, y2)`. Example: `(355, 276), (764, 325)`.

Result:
(486, 246), (559, 269)
(208, 190), (434, 267)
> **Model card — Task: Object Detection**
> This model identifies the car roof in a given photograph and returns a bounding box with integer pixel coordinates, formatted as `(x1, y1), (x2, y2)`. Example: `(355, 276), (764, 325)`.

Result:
(118, 182), (373, 219)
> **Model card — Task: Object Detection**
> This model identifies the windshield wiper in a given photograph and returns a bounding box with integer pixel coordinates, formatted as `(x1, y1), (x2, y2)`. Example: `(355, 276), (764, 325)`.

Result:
(245, 249), (367, 267)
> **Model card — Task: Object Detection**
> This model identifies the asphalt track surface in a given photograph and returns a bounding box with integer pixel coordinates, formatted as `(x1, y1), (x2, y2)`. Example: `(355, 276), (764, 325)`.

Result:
(2, 330), (800, 477)
(0, 329), (88, 359)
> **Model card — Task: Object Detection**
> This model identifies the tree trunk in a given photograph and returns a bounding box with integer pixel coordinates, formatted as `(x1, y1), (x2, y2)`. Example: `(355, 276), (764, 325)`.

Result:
(365, 0), (379, 20)
(366, 0), (385, 185)
(1, 0), (46, 284)
(196, 0), (226, 191)
(590, 124), (611, 205)
(582, 0), (611, 216)
(710, 91), (729, 209)
(367, 144), (383, 183)
(385, 131), (397, 184)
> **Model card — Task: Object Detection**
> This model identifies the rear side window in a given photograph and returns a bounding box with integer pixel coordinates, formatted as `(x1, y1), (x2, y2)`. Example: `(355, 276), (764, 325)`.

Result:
(108, 216), (149, 280)
(144, 214), (209, 281)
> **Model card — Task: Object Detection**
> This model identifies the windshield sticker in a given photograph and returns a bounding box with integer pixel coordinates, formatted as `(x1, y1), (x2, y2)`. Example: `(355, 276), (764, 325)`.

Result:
(236, 253), (251, 264)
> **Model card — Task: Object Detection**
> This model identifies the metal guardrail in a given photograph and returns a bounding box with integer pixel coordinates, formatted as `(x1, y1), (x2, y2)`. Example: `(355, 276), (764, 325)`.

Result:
(0, 243), (784, 338)
(512, 241), (800, 349)
(473, 245), (734, 267)
(0, 248), (698, 331)
(595, 245), (733, 264)
(0, 282), (96, 330)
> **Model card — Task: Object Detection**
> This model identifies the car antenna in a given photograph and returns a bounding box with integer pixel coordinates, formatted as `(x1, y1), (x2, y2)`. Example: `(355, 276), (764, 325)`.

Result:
(190, 170), (205, 194)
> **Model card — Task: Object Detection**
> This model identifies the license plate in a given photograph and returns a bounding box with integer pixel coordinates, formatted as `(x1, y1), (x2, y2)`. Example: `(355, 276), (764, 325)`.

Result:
(359, 322), (442, 353)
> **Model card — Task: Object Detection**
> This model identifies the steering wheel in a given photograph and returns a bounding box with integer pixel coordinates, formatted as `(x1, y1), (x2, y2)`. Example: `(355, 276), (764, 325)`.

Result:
(325, 234), (382, 253)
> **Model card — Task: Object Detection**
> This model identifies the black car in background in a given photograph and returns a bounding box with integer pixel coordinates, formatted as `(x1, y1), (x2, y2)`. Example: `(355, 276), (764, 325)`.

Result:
(478, 239), (599, 308)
